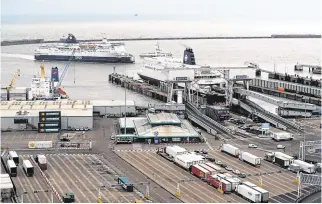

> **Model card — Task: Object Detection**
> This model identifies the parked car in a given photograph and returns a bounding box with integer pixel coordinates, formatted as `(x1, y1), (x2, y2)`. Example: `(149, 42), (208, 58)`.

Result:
(207, 157), (216, 162)
(225, 166), (233, 171)
(232, 169), (241, 175)
(194, 150), (200, 154)
(277, 145), (286, 149)
(201, 150), (208, 154)
(238, 173), (247, 178)
(248, 144), (258, 148)
(220, 163), (227, 168)
(215, 160), (222, 165)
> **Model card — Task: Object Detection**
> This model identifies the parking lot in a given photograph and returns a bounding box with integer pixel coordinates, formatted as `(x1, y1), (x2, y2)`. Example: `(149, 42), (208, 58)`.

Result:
(116, 150), (315, 203)
(9, 155), (60, 203)
(116, 151), (247, 203)
(1, 132), (58, 150)
(42, 153), (139, 203)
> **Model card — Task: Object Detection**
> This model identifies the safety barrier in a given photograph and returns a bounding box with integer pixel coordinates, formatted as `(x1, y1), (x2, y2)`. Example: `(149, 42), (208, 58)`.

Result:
(295, 186), (321, 203)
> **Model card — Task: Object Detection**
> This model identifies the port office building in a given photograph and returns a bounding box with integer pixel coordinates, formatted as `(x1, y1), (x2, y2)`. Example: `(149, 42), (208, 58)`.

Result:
(1, 100), (136, 131)
(117, 112), (202, 143)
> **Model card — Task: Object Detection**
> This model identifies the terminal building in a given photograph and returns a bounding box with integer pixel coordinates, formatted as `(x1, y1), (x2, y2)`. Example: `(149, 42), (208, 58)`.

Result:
(116, 112), (202, 144)
(1, 100), (136, 132)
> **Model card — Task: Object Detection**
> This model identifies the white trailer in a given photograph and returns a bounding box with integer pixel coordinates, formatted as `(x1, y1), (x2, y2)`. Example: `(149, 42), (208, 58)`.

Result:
(165, 145), (188, 158)
(274, 152), (294, 167)
(239, 152), (261, 167)
(253, 186), (269, 203)
(0, 174), (13, 201)
(293, 160), (316, 174)
(221, 144), (240, 157)
(199, 163), (217, 175)
(271, 132), (294, 141)
(37, 155), (48, 170)
(216, 174), (239, 191)
(174, 154), (194, 170)
(8, 151), (19, 165)
(28, 141), (53, 149)
(6, 160), (17, 177)
(236, 184), (262, 203)
(22, 160), (34, 177)
(205, 162), (224, 173)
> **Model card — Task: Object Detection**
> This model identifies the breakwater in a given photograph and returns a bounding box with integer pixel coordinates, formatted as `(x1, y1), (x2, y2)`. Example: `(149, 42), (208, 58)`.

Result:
(2, 34), (321, 46)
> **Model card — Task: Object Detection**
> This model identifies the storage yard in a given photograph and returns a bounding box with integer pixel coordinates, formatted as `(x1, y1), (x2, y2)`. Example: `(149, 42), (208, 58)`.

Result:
(116, 146), (316, 203)
(5, 153), (140, 203)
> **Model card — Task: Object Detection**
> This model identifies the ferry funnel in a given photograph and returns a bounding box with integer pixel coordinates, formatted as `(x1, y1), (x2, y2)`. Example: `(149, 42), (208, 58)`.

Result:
(183, 48), (196, 65)
(51, 67), (59, 82)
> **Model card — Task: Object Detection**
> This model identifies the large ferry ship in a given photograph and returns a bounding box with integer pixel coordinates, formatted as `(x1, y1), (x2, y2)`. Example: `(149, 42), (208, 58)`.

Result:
(137, 48), (227, 104)
(34, 34), (135, 63)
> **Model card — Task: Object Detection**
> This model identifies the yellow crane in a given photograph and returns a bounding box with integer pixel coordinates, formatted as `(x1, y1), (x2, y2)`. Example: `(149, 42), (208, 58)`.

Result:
(40, 63), (46, 78)
(8, 69), (21, 90)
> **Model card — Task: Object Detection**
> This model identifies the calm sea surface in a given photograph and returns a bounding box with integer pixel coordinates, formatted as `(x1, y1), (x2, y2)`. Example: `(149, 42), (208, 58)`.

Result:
(1, 21), (321, 106)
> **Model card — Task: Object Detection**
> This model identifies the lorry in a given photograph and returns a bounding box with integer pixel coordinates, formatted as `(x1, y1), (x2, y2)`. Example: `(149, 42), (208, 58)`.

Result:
(0, 174), (13, 201)
(239, 152), (261, 167)
(118, 176), (134, 192)
(293, 160), (316, 174)
(22, 160), (34, 177)
(8, 151), (19, 165)
(271, 132), (294, 141)
(199, 163), (217, 175)
(220, 144), (240, 157)
(288, 163), (301, 173)
(216, 174), (239, 191)
(191, 165), (211, 179)
(208, 175), (232, 193)
(204, 162), (224, 173)
(6, 160), (17, 177)
(273, 152), (294, 168)
(35, 154), (47, 170)
(174, 153), (204, 170)
(62, 192), (75, 203)
(242, 181), (269, 203)
(235, 184), (262, 203)
(165, 145), (188, 158)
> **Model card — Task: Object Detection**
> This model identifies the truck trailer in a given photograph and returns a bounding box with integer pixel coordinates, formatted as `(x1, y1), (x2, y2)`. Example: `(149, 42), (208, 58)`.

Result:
(221, 144), (240, 157)
(8, 151), (19, 165)
(239, 152), (261, 167)
(36, 155), (47, 171)
(271, 132), (294, 141)
(6, 160), (17, 177)
(22, 160), (34, 177)
(208, 175), (232, 193)
(165, 145), (188, 158)
(236, 184), (262, 203)
(204, 162), (224, 173)
(273, 152), (294, 168)
(293, 160), (316, 174)
(191, 165), (211, 179)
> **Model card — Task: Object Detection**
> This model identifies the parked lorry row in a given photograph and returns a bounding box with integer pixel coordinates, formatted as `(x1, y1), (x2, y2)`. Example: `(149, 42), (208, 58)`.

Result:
(6, 151), (37, 177)
(264, 152), (316, 173)
(221, 144), (261, 167)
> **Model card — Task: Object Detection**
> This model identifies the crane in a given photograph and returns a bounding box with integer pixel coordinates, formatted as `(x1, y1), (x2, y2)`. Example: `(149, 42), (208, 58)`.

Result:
(8, 69), (21, 90)
(54, 49), (77, 98)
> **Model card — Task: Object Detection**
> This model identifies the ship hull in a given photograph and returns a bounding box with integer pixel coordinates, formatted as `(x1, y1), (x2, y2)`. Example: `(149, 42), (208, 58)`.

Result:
(137, 73), (225, 105)
(35, 55), (135, 63)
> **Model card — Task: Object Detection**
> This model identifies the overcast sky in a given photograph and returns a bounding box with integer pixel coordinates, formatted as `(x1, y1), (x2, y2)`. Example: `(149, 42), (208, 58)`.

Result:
(2, 0), (322, 24)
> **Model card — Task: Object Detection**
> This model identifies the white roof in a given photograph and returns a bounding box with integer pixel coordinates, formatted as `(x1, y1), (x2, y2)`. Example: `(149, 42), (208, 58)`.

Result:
(23, 160), (33, 168)
(91, 100), (135, 106)
(1, 100), (93, 117)
(7, 160), (16, 167)
(119, 117), (145, 129)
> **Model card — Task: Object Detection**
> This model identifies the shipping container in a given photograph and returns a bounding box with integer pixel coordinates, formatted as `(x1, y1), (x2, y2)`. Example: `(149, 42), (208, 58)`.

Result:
(191, 165), (210, 179)
(236, 184), (262, 203)
(28, 141), (53, 149)
(165, 145), (188, 158)
(6, 160), (17, 177)
(118, 176), (133, 192)
(8, 151), (19, 165)
(22, 160), (34, 177)
(208, 175), (232, 193)
(204, 162), (224, 173)
(293, 160), (316, 174)
(221, 144), (240, 157)
(239, 152), (261, 167)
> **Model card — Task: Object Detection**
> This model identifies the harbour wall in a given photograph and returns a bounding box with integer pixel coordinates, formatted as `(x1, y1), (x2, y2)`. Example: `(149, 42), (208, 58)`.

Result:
(2, 34), (321, 46)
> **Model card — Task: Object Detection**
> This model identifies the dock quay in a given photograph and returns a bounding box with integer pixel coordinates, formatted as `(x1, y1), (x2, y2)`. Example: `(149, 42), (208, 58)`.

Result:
(2, 34), (321, 46)
(109, 73), (208, 105)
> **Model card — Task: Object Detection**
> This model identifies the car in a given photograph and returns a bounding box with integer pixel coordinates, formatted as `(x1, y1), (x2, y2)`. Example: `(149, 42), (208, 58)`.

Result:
(201, 150), (208, 155)
(232, 169), (241, 175)
(220, 163), (227, 168)
(248, 144), (258, 148)
(225, 166), (233, 171)
(207, 157), (216, 162)
(238, 173), (247, 178)
(277, 145), (286, 149)
(194, 150), (200, 154)
(215, 160), (222, 165)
